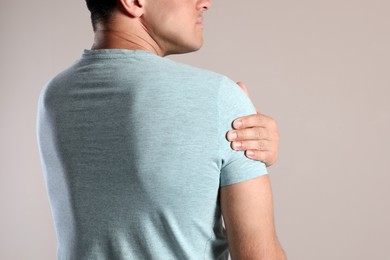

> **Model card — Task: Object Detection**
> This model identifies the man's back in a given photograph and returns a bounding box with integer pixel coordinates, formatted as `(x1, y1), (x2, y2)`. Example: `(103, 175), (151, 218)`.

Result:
(36, 49), (268, 259)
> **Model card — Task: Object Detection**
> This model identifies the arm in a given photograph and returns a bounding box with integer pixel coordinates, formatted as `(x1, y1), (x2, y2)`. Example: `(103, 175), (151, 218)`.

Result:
(220, 174), (286, 260)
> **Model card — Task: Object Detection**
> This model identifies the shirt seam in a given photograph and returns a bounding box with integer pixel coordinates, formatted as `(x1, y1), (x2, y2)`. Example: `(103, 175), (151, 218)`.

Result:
(217, 76), (225, 175)
(218, 76), (244, 171)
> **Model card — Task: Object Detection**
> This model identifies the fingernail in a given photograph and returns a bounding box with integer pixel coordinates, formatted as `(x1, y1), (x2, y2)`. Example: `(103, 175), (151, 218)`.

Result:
(247, 151), (255, 156)
(235, 120), (242, 128)
(229, 132), (237, 140)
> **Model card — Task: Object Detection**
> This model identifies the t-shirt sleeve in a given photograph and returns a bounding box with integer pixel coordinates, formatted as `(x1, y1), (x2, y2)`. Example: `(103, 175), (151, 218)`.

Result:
(218, 75), (269, 187)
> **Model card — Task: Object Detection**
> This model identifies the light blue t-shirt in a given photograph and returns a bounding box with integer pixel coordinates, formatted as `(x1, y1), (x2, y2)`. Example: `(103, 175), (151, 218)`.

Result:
(36, 49), (268, 260)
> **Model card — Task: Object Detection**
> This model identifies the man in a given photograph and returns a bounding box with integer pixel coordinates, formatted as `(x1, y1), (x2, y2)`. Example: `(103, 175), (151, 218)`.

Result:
(36, 0), (286, 259)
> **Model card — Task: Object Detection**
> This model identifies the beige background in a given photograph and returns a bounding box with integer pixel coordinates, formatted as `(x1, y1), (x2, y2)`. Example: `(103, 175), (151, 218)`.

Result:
(1, 0), (389, 259)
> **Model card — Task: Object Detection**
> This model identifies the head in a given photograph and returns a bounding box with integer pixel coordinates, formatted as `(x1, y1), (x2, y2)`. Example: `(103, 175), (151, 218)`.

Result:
(85, 0), (211, 56)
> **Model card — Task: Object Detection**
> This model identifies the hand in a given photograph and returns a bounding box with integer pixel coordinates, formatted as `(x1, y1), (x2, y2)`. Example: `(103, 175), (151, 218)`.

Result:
(226, 82), (280, 167)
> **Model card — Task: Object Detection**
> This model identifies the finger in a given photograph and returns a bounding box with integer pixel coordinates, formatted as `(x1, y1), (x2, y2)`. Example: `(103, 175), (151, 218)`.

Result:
(227, 127), (270, 142)
(230, 139), (272, 152)
(232, 113), (274, 130)
(236, 81), (250, 98)
(245, 150), (277, 167)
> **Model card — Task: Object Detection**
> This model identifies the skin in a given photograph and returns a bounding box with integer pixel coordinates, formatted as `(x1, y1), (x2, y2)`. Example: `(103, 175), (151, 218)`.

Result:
(91, 0), (280, 167)
(228, 82), (279, 167)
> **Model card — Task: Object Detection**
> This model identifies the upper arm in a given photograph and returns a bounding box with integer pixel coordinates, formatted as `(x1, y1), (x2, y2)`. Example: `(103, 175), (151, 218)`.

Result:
(218, 75), (268, 187)
(217, 75), (284, 259)
(220, 174), (280, 259)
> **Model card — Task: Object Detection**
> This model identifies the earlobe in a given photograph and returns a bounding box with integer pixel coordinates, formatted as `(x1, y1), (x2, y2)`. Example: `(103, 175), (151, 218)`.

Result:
(120, 0), (145, 18)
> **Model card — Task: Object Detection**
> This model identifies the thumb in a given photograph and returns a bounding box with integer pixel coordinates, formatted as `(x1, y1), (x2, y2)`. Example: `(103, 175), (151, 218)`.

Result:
(236, 81), (250, 98)
(236, 81), (261, 114)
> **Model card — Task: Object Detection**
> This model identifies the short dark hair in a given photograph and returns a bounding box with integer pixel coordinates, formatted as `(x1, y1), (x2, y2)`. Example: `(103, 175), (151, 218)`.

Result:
(85, 0), (118, 31)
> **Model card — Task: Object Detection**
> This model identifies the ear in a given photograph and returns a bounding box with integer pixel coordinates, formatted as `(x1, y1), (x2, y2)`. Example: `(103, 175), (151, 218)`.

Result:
(118, 0), (145, 18)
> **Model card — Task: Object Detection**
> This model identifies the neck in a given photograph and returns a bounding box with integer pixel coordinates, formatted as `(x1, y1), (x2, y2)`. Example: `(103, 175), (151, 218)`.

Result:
(91, 23), (164, 57)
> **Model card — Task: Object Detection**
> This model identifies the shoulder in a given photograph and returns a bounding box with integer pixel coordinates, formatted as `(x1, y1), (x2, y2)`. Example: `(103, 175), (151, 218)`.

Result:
(172, 61), (247, 99)
(168, 60), (251, 107)
(165, 58), (228, 84)
(38, 61), (80, 107)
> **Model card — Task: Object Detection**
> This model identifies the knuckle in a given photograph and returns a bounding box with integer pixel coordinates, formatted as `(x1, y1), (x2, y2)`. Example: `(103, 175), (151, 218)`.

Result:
(256, 129), (263, 139)
(257, 141), (264, 151)
(237, 130), (244, 139)
(264, 128), (270, 139)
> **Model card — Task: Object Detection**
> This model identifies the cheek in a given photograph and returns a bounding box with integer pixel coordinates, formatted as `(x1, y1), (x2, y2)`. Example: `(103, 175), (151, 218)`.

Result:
(162, 14), (193, 39)
(144, 4), (197, 46)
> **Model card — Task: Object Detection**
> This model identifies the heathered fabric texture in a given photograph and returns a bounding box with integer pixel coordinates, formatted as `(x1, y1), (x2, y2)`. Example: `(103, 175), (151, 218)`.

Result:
(36, 49), (268, 260)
